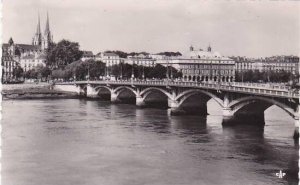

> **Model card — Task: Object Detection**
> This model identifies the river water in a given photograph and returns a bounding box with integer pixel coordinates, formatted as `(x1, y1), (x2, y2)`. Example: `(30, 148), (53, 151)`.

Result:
(2, 99), (299, 185)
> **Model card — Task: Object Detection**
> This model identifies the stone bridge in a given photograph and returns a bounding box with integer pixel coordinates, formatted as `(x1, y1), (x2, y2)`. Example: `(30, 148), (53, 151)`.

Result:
(54, 80), (299, 138)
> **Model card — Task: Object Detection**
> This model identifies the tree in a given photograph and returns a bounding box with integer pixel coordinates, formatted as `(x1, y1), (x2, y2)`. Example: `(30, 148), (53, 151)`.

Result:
(170, 67), (182, 78)
(25, 69), (38, 79)
(36, 65), (51, 78)
(105, 50), (128, 58)
(110, 65), (121, 78)
(88, 60), (105, 79)
(52, 69), (67, 79)
(147, 64), (167, 79)
(8, 37), (14, 46)
(46, 39), (83, 69)
(122, 63), (134, 79)
(13, 66), (24, 79)
(157, 51), (182, 57)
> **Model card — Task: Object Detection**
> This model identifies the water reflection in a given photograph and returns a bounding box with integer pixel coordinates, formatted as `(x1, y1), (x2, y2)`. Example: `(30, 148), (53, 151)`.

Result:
(2, 99), (298, 185)
(135, 108), (171, 134)
(222, 125), (298, 184)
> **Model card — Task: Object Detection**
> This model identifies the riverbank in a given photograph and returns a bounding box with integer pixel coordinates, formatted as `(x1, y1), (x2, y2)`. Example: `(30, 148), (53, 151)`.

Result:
(2, 83), (79, 99)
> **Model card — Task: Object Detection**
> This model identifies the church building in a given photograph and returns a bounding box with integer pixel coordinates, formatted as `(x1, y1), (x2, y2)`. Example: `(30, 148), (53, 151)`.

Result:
(2, 13), (53, 81)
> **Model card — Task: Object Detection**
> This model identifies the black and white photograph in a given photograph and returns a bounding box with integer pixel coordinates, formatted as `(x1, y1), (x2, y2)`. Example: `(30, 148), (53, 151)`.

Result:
(1, 0), (299, 184)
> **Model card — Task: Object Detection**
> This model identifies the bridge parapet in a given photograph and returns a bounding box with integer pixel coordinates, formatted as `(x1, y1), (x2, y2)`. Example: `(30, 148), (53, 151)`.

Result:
(63, 80), (298, 99)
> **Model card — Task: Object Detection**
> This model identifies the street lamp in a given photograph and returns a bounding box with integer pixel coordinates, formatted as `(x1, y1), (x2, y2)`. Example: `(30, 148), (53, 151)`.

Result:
(166, 59), (169, 80)
(142, 65), (145, 80)
(120, 62), (123, 80)
(131, 63), (134, 80)
(87, 63), (90, 82)
(210, 60), (212, 82)
(170, 61), (173, 80)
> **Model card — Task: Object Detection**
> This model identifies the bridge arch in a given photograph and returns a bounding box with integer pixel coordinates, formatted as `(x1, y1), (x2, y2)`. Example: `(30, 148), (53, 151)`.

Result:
(140, 87), (172, 100)
(228, 96), (297, 119)
(113, 86), (138, 96)
(175, 89), (224, 107)
(94, 86), (113, 94)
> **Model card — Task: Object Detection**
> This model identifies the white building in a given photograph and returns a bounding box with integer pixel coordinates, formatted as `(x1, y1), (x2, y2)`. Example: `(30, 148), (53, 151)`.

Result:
(20, 52), (46, 72)
(125, 55), (156, 67)
(157, 45), (236, 82)
(96, 52), (125, 66)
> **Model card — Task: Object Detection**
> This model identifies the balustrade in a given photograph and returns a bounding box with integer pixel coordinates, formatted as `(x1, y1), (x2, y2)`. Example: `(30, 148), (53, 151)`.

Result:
(56, 80), (298, 98)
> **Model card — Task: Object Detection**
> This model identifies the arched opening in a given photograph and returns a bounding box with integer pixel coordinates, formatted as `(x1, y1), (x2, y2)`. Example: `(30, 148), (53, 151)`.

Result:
(188, 76), (192, 81)
(176, 90), (223, 116)
(265, 105), (295, 123)
(201, 76), (204, 81)
(213, 76), (217, 82)
(197, 76), (201, 82)
(96, 87), (111, 100)
(183, 76), (187, 81)
(228, 97), (297, 126)
(192, 76), (196, 81)
(205, 76), (209, 81)
(222, 76), (225, 82)
(143, 89), (169, 108)
(226, 76), (229, 82)
(116, 88), (136, 104)
(230, 76), (233, 82)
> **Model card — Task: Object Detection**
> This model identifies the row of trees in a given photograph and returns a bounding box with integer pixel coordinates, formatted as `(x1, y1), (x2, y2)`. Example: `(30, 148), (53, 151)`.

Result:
(51, 59), (182, 81)
(235, 70), (299, 83)
(103, 51), (182, 58)
(11, 65), (51, 80)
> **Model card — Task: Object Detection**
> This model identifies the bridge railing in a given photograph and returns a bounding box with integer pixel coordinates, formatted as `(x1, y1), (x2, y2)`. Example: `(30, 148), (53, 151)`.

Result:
(55, 80), (299, 98)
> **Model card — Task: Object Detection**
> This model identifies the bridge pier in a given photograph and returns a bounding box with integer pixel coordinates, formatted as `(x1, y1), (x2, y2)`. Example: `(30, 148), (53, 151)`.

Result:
(168, 99), (185, 116)
(86, 84), (98, 98)
(293, 118), (299, 141)
(222, 106), (265, 126)
(293, 106), (299, 141)
(111, 92), (121, 103)
(223, 107), (234, 117)
(222, 112), (265, 126)
(136, 95), (146, 107)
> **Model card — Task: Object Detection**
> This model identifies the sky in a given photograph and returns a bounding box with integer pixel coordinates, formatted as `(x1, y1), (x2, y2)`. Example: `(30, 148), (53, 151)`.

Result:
(2, 0), (300, 57)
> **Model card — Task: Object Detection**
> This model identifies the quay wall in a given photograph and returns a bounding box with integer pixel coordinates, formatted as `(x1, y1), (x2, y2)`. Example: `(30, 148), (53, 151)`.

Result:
(53, 84), (81, 94)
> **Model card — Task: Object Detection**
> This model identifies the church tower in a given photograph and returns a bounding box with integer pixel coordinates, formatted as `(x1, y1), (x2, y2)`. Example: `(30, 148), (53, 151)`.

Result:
(42, 12), (53, 50)
(32, 14), (42, 46)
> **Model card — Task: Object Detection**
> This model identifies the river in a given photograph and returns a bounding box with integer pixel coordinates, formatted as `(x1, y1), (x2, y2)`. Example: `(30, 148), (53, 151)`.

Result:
(2, 99), (298, 185)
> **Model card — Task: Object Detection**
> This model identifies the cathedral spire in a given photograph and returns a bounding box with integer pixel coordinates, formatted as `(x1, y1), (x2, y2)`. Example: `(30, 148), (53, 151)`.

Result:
(36, 13), (41, 35)
(33, 12), (42, 46)
(44, 11), (50, 35)
(42, 11), (52, 50)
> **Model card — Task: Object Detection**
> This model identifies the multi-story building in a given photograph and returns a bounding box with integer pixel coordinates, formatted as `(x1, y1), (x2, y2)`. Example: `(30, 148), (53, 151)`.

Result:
(232, 55), (299, 75)
(125, 55), (156, 67)
(1, 53), (19, 82)
(95, 52), (125, 66)
(232, 56), (257, 72)
(19, 53), (46, 72)
(261, 56), (299, 74)
(157, 45), (236, 82)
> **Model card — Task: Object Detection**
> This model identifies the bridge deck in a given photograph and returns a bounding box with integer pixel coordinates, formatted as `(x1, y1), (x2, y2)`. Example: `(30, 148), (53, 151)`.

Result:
(56, 80), (299, 99)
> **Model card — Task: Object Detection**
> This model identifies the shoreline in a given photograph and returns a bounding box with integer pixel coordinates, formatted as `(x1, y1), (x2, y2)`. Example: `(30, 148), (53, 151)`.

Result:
(2, 83), (80, 100)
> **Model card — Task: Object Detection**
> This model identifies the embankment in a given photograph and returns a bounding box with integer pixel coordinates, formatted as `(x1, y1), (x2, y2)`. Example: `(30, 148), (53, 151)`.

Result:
(2, 83), (79, 99)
